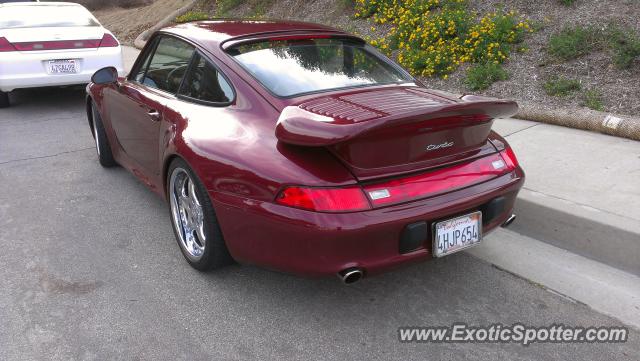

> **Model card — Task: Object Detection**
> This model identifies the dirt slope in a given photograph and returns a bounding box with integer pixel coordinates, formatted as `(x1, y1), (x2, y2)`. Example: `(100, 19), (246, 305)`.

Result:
(220, 0), (640, 116)
(94, 0), (640, 116)
(93, 0), (192, 44)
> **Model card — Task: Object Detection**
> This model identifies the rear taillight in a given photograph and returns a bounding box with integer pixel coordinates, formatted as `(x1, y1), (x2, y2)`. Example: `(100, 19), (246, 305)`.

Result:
(363, 153), (513, 207)
(276, 186), (371, 212)
(0, 37), (16, 52)
(11, 39), (101, 51)
(499, 146), (519, 171)
(99, 33), (119, 48)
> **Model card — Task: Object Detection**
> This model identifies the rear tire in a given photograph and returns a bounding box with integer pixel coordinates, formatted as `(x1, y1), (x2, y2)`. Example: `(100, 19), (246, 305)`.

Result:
(167, 158), (234, 271)
(0, 91), (9, 108)
(90, 102), (117, 167)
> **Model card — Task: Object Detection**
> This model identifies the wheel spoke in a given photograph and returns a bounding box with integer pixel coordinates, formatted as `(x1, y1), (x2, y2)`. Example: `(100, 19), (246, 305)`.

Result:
(194, 206), (206, 245)
(178, 175), (189, 198)
(188, 180), (200, 206)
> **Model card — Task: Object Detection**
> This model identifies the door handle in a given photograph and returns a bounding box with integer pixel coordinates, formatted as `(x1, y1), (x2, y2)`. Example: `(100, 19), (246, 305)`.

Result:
(147, 109), (161, 122)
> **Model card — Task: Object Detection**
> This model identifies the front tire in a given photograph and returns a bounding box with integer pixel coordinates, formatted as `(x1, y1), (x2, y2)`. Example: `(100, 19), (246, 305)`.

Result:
(90, 102), (117, 167)
(167, 158), (233, 271)
(0, 91), (9, 108)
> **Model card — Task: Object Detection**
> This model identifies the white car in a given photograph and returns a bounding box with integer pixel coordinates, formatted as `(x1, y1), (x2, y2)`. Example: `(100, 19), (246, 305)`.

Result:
(0, 2), (124, 108)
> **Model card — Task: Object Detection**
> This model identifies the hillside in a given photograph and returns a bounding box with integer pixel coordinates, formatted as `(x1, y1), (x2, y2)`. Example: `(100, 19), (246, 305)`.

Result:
(95, 0), (640, 116)
(92, 0), (192, 44)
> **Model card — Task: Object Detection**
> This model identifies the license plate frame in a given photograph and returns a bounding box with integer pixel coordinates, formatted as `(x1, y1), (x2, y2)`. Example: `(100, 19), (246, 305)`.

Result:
(432, 211), (483, 257)
(46, 59), (78, 74)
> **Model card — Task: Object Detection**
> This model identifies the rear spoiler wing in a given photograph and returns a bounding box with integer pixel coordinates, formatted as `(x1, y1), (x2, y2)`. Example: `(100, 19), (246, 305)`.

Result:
(275, 95), (518, 147)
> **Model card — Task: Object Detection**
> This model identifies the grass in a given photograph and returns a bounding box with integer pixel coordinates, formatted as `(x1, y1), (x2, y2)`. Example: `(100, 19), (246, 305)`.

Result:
(606, 26), (640, 69)
(559, 0), (576, 6)
(216, 0), (242, 16)
(248, 0), (275, 18)
(465, 63), (509, 90)
(175, 10), (210, 23)
(548, 26), (597, 60)
(582, 89), (604, 111)
(544, 77), (581, 96)
(548, 24), (640, 68)
(340, 0), (355, 10)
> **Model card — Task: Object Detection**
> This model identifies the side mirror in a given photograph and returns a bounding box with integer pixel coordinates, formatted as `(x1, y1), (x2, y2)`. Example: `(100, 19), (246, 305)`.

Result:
(91, 66), (118, 85)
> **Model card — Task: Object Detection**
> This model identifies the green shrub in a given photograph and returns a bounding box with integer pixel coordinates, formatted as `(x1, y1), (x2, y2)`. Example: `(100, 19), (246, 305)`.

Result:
(216, 0), (243, 16)
(465, 63), (509, 90)
(548, 26), (597, 60)
(606, 26), (640, 69)
(175, 11), (210, 23)
(544, 77), (581, 96)
(354, 0), (532, 78)
(582, 89), (604, 111)
(559, 0), (576, 6)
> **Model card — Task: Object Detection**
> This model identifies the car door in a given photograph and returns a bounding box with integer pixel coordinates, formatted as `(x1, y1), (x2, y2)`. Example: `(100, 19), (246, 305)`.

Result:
(107, 35), (195, 179)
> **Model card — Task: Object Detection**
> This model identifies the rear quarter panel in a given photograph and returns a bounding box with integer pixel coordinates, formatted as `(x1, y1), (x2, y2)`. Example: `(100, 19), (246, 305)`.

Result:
(160, 57), (358, 203)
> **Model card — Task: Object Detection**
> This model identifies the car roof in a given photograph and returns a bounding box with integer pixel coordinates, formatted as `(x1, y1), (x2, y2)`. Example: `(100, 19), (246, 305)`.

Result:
(0, 1), (82, 7)
(161, 20), (348, 53)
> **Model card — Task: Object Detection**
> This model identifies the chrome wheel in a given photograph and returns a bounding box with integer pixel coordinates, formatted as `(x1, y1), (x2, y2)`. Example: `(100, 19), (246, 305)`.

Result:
(169, 168), (206, 260)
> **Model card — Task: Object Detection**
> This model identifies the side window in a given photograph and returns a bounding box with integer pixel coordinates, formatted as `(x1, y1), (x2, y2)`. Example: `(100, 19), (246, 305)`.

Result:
(178, 53), (234, 104)
(139, 36), (195, 94)
(131, 39), (155, 83)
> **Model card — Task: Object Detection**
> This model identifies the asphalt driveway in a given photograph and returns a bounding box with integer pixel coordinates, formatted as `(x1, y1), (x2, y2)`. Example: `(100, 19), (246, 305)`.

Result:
(0, 87), (638, 360)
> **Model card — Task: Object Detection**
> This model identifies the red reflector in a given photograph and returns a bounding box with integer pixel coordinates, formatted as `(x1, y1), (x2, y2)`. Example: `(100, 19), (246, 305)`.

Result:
(12, 39), (101, 51)
(99, 33), (119, 48)
(364, 154), (511, 207)
(500, 147), (519, 170)
(276, 186), (370, 212)
(0, 37), (16, 52)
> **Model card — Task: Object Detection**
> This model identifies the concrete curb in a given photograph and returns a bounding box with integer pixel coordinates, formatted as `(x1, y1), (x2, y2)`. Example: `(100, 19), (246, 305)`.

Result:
(468, 228), (640, 330)
(494, 119), (640, 276)
(511, 189), (640, 276)
(133, 0), (199, 50)
(515, 101), (640, 142)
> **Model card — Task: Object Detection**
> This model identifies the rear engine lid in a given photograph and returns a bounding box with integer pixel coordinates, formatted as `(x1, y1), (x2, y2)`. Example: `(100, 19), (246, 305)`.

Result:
(276, 86), (518, 180)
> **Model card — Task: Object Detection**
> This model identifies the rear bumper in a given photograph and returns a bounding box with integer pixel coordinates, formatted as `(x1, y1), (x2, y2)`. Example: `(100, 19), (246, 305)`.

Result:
(0, 47), (124, 92)
(211, 168), (525, 278)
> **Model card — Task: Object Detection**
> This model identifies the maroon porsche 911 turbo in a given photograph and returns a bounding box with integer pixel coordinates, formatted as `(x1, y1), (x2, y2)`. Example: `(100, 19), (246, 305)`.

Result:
(86, 20), (524, 283)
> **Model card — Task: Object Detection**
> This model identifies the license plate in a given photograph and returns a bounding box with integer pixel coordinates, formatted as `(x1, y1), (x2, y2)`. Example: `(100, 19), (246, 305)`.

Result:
(47, 59), (78, 74)
(433, 212), (482, 257)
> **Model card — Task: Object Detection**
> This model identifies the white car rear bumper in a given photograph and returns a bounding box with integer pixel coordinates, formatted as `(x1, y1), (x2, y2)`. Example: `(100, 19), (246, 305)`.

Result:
(0, 46), (124, 92)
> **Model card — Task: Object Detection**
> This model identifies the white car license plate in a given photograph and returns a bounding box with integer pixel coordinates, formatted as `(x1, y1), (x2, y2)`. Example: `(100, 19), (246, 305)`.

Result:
(433, 211), (482, 257)
(47, 59), (78, 74)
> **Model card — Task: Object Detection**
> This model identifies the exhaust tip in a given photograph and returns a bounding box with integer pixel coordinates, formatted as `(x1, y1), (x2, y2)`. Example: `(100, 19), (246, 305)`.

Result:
(338, 268), (363, 284)
(501, 214), (516, 228)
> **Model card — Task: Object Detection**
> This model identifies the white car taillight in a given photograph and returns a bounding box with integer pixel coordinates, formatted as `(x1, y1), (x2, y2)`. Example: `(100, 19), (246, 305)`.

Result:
(99, 33), (119, 48)
(0, 37), (16, 52)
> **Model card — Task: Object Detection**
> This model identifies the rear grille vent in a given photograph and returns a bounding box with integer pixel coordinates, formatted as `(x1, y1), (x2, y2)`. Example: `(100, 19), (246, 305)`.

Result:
(299, 97), (385, 123)
(341, 88), (448, 115)
(298, 87), (454, 123)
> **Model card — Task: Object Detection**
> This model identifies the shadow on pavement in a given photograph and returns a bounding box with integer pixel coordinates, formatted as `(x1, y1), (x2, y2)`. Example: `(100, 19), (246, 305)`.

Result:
(6, 86), (87, 110)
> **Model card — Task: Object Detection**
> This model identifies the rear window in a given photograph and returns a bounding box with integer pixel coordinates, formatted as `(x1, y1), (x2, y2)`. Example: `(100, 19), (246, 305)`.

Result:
(227, 38), (413, 97)
(0, 5), (100, 29)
